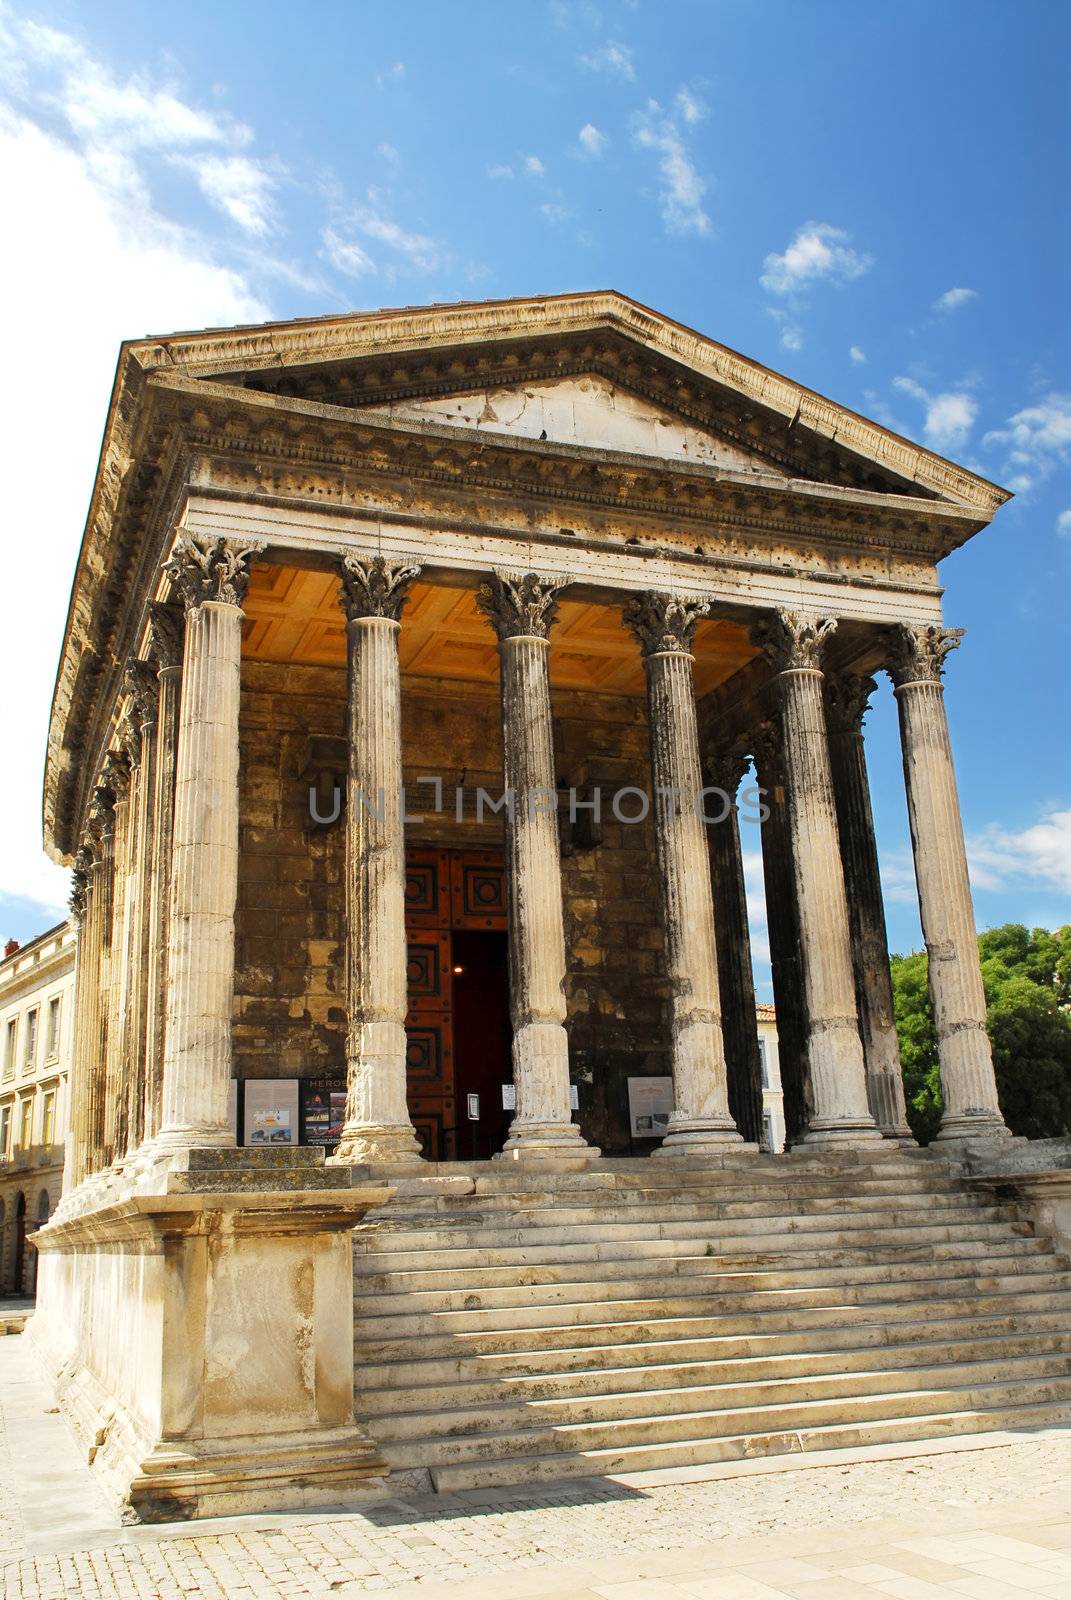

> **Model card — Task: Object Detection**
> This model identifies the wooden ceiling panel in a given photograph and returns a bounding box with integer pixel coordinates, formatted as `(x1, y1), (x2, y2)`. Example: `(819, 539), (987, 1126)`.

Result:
(241, 564), (755, 695)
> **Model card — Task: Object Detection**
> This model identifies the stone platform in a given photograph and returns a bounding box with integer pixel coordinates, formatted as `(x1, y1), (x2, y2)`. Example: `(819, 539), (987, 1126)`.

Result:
(348, 1147), (1071, 1491)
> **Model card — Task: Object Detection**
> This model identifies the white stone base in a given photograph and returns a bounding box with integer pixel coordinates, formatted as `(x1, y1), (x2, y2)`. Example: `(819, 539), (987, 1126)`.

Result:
(28, 1166), (393, 1521)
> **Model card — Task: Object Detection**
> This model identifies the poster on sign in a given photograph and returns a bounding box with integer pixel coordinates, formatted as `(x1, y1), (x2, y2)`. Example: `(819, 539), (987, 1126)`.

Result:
(244, 1079), (299, 1146)
(627, 1076), (674, 1139)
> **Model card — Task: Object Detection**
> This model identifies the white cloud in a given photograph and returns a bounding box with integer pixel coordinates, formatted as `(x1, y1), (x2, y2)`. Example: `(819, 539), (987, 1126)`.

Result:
(487, 163), (513, 180)
(581, 40), (636, 80)
(760, 222), (872, 295)
(377, 141), (401, 166)
(178, 153), (279, 235)
(576, 122), (607, 158)
(375, 62), (405, 86)
(893, 375), (978, 451)
(675, 87), (705, 125)
(321, 225), (375, 277)
(850, 344), (867, 364)
(1057, 509), (1071, 537)
(524, 154), (545, 176)
(766, 308), (802, 352)
(0, 101), (268, 919)
(967, 809), (1071, 897)
(982, 394), (1071, 494)
(540, 201), (572, 224)
(934, 286), (977, 312)
(631, 96), (710, 236)
(353, 207), (439, 271)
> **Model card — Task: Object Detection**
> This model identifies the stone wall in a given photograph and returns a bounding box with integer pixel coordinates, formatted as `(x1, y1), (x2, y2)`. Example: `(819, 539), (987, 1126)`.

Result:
(234, 660), (668, 1151)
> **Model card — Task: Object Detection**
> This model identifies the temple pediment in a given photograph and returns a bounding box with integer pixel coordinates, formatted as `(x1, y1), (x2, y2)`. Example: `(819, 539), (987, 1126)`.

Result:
(356, 374), (785, 477)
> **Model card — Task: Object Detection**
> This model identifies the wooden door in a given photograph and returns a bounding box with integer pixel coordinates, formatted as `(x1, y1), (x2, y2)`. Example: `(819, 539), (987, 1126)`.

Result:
(404, 848), (507, 1159)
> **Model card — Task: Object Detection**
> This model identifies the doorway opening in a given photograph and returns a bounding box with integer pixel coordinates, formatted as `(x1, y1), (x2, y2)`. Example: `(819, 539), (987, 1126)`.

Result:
(404, 848), (512, 1160)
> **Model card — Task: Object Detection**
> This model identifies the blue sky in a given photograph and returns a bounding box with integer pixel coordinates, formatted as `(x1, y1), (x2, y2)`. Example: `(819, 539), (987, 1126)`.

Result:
(1, 0), (1068, 991)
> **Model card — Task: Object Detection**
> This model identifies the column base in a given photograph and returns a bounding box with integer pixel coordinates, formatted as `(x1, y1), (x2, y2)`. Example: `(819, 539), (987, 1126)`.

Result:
(144, 1125), (235, 1158)
(803, 1116), (885, 1147)
(654, 1118), (747, 1156)
(935, 1112), (1012, 1143)
(330, 1123), (423, 1164)
(497, 1120), (595, 1164)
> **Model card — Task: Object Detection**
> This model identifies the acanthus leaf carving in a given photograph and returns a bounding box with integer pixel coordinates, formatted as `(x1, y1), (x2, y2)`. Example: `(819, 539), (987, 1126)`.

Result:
(622, 591), (710, 657)
(825, 671), (878, 735)
(476, 571), (568, 641)
(751, 608), (838, 673)
(336, 554), (421, 622)
(124, 658), (159, 729)
(885, 622), (964, 687)
(146, 600), (184, 671)
(164, 534), (265, 610)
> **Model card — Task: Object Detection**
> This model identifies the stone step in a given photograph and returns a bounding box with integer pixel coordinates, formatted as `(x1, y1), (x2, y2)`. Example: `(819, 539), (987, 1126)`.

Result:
(355, 1203), (1025, 1261)
(354, 1225), (1043, 1288)
(423, 1398), (1071, 1492)
(374, 1179), (986, 1217)
(378, 1373), (1071, 1471)
(352, 1280), (1069, 1356)
(353, 1277), (1071, 1344)
(354, 1250), (1065, 1318)
(356, 1329), (1071, 1412)
(356, 1212), (1032, 1255)
(364, 1351), (1071, 1441)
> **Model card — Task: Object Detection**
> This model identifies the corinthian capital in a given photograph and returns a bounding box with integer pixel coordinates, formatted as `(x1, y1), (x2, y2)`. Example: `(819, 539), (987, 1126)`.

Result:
(885, 623), (964, 688)
(337, 554), (421, 622)
(704, 736), (751, 796)
(622, 591), (709, 657)
(146, 600), (184, 671)
(477, 572), (568, 641)
(124, 658), (159, 730)
(751, 608), (837, 673)
(825, 671), (877, 735)
(101, 748), (131, 799)
(164, 534), (265, 609)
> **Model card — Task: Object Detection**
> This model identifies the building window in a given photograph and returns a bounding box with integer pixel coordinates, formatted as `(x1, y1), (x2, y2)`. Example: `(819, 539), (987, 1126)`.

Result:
(2, 1020), (15, 1081)
(17, 1097), (33, 1151)
(41, 1089), (57, 1148)
(46, 997), (61, 1060)
(0, 1104), (11, 1157)
(22, 1009), (38, 1074)
(757, 1035), (769, 1090)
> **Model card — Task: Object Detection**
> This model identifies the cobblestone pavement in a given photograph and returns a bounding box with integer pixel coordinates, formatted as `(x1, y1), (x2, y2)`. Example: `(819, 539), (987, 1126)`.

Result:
(3, 1333), (1071, 1599)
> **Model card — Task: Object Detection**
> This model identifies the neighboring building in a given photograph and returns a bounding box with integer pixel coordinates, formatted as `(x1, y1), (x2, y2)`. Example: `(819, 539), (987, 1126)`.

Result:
(0, 922), (74, 1295)
(33, 292), (1042, 1521)
(756, 1002), (785, 1152)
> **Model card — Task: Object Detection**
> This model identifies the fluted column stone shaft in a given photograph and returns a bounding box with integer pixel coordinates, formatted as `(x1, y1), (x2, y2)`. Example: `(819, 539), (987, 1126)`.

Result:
(86, 790), (115, 1174)
(625, 593), (742, 1152)
(333, 556), (422, 1164)
(826, 673), (913, 1141)
(157, 536), (263, 1151)
(752, 722), (810, 1145)
(62, 856), (92, 1191)
(143, 604), (183, 1143)
(478, 573), (591, 1155)
(706, 748), (764, 1145)
(887, 624), (1009, 1141)
(122, 660), (160, 1156)
(102, 754), (132, 1165)
(752, 611), (880, 1145)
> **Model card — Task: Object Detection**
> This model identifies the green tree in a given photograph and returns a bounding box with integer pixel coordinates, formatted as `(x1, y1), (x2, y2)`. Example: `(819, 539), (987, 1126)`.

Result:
(889, 924), (1071, 1144)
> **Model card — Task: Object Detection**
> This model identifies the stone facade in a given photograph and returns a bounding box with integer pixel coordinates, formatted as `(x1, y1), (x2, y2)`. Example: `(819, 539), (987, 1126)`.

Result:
(0, 923), (74, 1295)
(31, 292), (1019, 1516)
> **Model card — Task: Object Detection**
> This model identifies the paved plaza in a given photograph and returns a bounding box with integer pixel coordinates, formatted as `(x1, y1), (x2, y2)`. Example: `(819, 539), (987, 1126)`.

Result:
(2, 1331), (1070, 1600)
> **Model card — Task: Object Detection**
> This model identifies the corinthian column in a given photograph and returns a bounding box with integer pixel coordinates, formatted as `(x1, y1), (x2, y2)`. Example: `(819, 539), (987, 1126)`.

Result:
(624, 593), (742, 1152)
(155, 534), (263, 1152)
(477, 573), (591, 1156)
(84, 785), (115, 1175)
(705, 742), (764, 1145)
(333, 555), (423, 1164)
(62, 853), (92, 1192)
(751, 611), (880, 1144)
(886, 624), (1009, 1141)
(101, 748), (132, 1165)
(142, 602), (183, 1143)
(122, 658), (159, 1156)
(825, 672), (914, 1141)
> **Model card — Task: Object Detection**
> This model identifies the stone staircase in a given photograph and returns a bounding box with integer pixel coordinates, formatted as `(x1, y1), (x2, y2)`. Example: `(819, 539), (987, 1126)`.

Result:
(351, 1151), (1071, 1491)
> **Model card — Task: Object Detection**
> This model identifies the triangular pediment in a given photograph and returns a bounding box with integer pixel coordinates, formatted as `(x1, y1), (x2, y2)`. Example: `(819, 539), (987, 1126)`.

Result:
(358, 374), (784, 476)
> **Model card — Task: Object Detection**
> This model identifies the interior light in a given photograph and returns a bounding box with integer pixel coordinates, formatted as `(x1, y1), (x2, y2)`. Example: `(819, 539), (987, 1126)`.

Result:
(452, 965), (464, 974)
